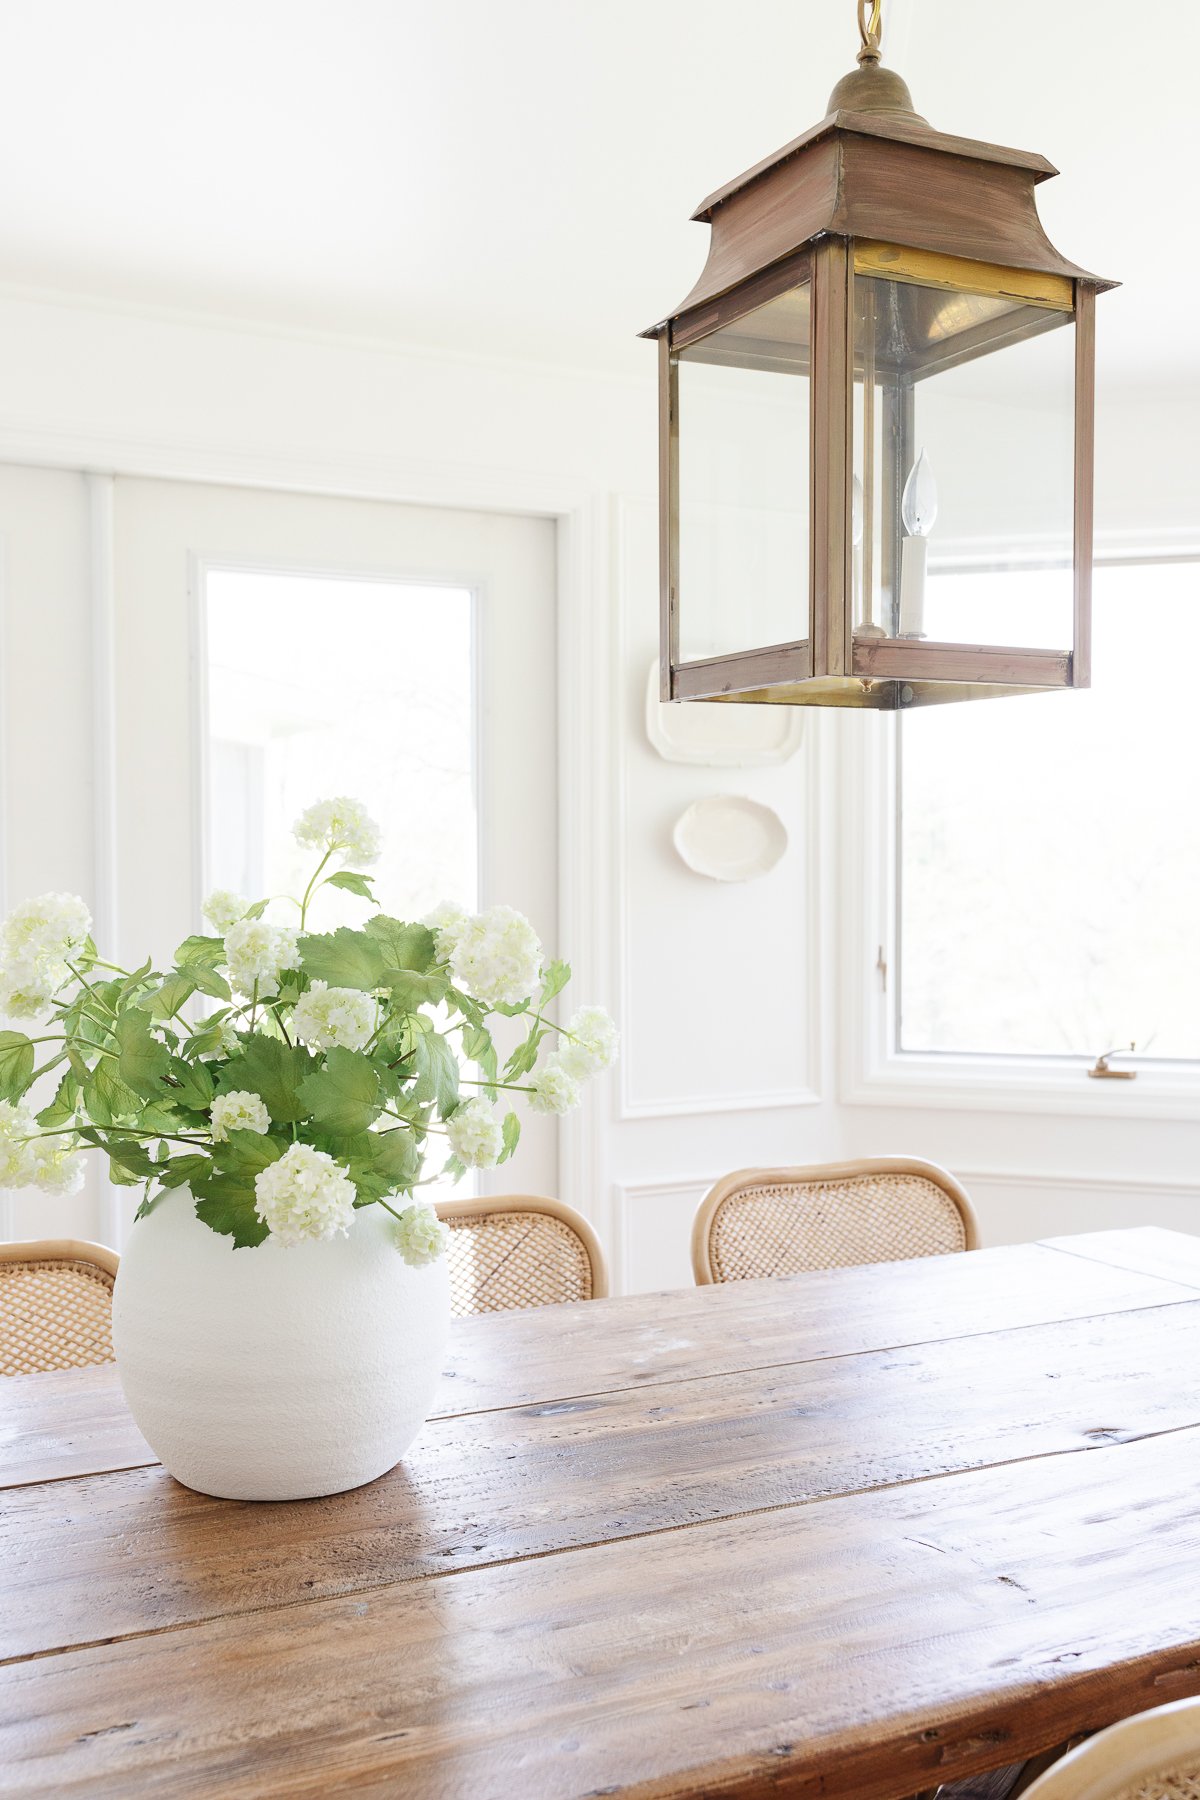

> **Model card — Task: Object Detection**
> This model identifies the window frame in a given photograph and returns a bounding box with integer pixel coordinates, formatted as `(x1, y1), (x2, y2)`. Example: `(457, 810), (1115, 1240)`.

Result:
(841, 531), (1200, 1122)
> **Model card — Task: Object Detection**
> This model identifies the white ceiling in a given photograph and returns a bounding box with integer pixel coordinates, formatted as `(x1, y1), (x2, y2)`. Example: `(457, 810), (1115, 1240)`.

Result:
(0, 0), (1188, 387)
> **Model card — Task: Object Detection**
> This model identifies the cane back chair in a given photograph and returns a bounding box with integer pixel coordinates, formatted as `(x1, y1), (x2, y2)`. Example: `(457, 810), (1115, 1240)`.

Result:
(1019, 1698), (1200, 1799)
(435, 1195), (609, 1317)
(0, 1237), (120, 1376)
(692, 1157), (979, 1285)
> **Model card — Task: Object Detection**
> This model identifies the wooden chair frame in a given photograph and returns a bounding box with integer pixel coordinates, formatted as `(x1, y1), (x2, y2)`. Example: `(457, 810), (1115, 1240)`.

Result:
(435, 1194), (610, 1306)
(692, 1157), (980, 1286)
(0, 1237), (119, 1280)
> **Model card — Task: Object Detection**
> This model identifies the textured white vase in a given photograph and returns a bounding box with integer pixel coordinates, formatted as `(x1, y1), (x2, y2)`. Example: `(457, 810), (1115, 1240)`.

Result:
(111, 1190), (451, 1502)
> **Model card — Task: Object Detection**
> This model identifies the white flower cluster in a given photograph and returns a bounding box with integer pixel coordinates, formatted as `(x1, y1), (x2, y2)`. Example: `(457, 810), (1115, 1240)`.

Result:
(202, 890), (250, 935)
(429, 902), (543, 1009)
(558, 1006), (620, 1080)
(445, 1098), (505, 1169)
(254, 1143), (357, 1247)
(0, 1100), (85, 1197)
(0, 893), (92, 1021)
(210, 1090), (271, 1143)
(224, 919), (300, 1000)
(293, 797), (381, 867)
(528, 1007), (619, 1116)
(292, 981), (376, 1053)
(393, 1202), (449, 1267)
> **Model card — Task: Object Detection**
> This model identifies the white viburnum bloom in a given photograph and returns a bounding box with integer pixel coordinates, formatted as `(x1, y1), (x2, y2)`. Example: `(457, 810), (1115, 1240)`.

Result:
(0, 1100), (38, 1186)
(449, 905), (543, 1009)
(0, 957), (61, 1021)
(446, 1098), (504, 1170)
(293, 797), (381, 868)
(1, 893), (92, 965)
(202, 889), (251, 935)
(527, 1058), (582, 1116)
(556, 1005), (620, 1080)
(291, 981), (377, 1053)
(393, 1203), (449, 1267)
(210, 1090), (271, 1143)
(424, 900), (470, 964)
(224, 919), (301, 1000)
(30, 1134), (86, 1197)
(253, 1144), (357, 1247)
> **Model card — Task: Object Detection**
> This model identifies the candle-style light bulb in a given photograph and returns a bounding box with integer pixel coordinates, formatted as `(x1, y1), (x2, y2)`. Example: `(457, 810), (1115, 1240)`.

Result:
(901, 448), (938, 538)
(899, 449), (937, 638)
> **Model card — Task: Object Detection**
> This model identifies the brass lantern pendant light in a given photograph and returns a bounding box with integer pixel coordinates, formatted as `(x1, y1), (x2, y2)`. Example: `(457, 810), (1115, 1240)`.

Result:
(644, 0), (1116, 709)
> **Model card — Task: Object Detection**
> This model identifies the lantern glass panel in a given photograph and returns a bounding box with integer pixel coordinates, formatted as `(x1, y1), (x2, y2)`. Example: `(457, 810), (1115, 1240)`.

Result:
(676, 280), (811, 663)
(852, 269), (1076, 653)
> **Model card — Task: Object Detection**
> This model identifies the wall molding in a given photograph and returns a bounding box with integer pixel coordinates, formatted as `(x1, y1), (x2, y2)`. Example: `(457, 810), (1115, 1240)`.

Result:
(610, 1174), (718, 1294)
(613, 498), (824, 1123)
(956, 1167), (1200, 1203)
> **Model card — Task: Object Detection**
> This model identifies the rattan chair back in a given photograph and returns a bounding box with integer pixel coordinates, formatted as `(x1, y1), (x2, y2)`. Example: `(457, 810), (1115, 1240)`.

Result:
(692, 1157), (979, 1285)
(0, 1238), (120, 1377)
(435, 1195), (609, 1317)
(1020, 1698), (1200, 1798)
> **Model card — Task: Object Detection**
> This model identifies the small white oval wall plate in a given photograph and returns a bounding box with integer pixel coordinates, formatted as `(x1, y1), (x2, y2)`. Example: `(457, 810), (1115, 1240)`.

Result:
(645, 663), (804, 767)
(673, 795), (789, 883)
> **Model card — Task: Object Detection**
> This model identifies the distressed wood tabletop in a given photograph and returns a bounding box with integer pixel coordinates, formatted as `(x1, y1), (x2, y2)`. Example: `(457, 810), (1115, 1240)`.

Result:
(2, 1225), (1200, 1798)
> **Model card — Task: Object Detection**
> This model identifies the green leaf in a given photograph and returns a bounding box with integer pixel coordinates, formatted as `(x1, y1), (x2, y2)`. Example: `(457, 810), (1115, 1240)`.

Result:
(166, 1056), (214, 1112)
(188, 964), (232, 1002)
(504, 1024), (548, 1081)
(113, 1011), (173, 1100)
(326, 870), (376, 901)
(383, 969), (449, 1012)
(364, 916), (436, 973)
(539, 960), (571, 1004)
(36, 1069), (80, 1129)
(216, 1036), (315, 1124)
(156, 1153), (213, 1192)
(499, 1112), (521, 1163)
(98, 1136), (159, 1180)
(298, 928), (386, 992)
(193, 1132), (287, 1249)
(244, 899), (270, 922)
(411, 1027), (459, 1120)
(297, 1047), (381, 1137)
(146, 972), (197, 1022)
(118, 958), (155, 1001)
(460, 1022), (498, 1095)
(175, 934), (225, 969)
(84, 1064), (144, 1126)
(347, 1126), (422, 1203)
(0, 1031), (35, 1102)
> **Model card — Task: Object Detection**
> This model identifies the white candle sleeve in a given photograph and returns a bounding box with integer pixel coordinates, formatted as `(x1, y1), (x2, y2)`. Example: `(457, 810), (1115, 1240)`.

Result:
(899, 535), (927, 639)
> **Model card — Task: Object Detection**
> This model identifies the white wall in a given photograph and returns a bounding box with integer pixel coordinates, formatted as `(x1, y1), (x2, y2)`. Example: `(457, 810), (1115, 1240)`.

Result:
(0, 288), (1195, 1278)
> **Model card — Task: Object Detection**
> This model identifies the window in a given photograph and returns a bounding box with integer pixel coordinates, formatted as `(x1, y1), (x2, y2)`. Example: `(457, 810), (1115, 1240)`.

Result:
(203, 568), (477, 927)
(896, 558), (1200, 1066)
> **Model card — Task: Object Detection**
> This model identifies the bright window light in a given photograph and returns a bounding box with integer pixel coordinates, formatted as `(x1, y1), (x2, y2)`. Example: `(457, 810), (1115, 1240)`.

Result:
(898, 560), (1200, 1062)
(204, 569), (477, 929)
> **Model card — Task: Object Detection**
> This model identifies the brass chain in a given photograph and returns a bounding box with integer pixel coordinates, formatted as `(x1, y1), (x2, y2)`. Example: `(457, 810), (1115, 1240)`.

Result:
(857, 0), (883, 62)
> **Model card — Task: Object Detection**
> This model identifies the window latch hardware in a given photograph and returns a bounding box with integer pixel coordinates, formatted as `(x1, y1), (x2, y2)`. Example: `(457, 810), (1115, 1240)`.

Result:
(1088, 1043), (1137, 1081)
(876, 946), (888, 992)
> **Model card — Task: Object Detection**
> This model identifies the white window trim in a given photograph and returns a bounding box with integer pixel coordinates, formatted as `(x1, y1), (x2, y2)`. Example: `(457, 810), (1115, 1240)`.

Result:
(840, 534), (1200, 1124)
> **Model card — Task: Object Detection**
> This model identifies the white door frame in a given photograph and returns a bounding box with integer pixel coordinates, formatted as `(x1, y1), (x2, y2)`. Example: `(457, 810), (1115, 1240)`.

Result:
(35, 450), (616, 1250)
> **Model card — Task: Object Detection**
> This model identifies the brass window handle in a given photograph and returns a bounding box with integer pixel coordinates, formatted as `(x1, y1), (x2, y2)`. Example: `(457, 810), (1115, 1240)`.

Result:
(1088, 1044), (1138, 1081)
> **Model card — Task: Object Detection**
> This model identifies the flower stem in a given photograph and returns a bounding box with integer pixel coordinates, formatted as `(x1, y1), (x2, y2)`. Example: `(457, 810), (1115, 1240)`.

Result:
(298, 850), (333, 931)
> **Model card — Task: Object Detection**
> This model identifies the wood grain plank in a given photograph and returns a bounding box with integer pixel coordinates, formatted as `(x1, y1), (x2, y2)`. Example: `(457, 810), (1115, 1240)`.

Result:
(0, 1365), (152, 1490)
(2, 1237), (1194, 1492)
(4, 1299), (1199, 1663)
(4, 1425), (1199, 1799)
(1039, 1227), (1200, 1292)
(437, 1238), (1200, 1416)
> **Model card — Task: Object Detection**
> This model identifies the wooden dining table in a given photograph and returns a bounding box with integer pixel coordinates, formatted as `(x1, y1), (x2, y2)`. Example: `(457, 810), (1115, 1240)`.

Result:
(3, 1224), (1200, 1798)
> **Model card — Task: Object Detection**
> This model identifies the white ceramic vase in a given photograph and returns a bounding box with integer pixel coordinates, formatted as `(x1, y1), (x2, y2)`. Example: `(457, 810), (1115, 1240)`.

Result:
(111, 1190), (451, 1502)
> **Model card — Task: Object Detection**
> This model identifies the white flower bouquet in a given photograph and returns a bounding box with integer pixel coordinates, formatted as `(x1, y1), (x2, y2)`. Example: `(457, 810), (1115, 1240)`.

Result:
(0, 798), (617, 1261)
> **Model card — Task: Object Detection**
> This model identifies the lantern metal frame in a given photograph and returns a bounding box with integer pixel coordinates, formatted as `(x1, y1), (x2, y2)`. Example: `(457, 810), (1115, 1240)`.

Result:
(644, 39), (1117, 711)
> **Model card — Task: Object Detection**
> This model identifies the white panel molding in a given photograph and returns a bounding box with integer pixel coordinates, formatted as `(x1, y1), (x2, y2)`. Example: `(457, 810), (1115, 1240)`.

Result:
(87, 472), (127, 1251)
(614, 498), (823, 1122)
(610, 1174), (717, 1294)
(557, 496), (618, 1227)
(958, 1167), (1200, 1202)
(838, 701), (1200, 1124)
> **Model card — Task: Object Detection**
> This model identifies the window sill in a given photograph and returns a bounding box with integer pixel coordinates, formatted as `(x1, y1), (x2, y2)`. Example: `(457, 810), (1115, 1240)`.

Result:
(843, 1049), (1200, 1123)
